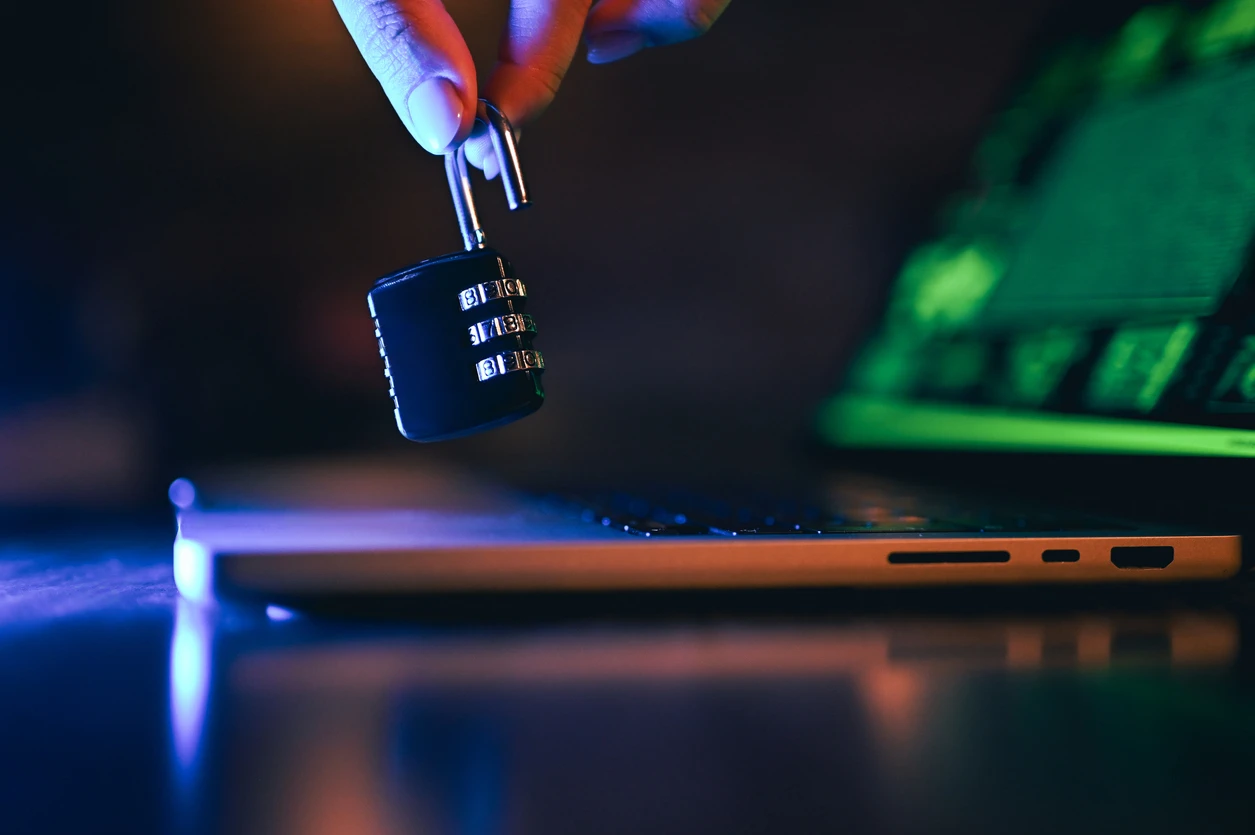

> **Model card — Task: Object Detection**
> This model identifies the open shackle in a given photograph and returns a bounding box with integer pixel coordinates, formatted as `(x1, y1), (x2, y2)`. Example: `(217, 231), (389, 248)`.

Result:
(444, 100), (532, 252)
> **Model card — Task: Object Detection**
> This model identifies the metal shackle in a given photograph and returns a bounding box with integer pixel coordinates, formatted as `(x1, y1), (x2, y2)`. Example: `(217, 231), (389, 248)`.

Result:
(444, 100), (532, 252)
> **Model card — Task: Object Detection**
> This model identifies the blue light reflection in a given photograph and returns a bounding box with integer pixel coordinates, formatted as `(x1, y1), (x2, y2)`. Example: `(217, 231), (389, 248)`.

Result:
(169, 599), (212, 775)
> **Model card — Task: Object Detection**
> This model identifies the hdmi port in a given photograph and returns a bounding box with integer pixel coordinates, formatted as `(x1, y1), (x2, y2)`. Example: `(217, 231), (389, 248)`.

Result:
(1110, 546), (1174, 569)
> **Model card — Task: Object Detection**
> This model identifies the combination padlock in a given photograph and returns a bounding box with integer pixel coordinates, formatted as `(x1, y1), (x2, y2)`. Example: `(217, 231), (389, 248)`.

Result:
(367, 100), (545, 442)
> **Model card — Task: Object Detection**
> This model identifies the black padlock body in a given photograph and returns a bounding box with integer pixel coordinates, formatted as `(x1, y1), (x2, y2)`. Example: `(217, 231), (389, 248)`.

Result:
(368, 247), (544, 442)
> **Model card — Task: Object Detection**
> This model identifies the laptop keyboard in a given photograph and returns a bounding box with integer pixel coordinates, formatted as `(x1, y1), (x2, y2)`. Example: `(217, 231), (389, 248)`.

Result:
(543, 482), (1133, 537)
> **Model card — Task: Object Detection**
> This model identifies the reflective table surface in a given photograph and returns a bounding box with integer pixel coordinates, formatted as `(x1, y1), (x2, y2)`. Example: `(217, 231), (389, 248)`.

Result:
(4, 524), (1255, 835)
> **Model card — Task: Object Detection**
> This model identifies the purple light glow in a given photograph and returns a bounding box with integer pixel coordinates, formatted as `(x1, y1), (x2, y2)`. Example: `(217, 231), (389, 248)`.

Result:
(265, 605), (296, 622)
(172, 536), (212, 605)
(168, 478), (198, 510)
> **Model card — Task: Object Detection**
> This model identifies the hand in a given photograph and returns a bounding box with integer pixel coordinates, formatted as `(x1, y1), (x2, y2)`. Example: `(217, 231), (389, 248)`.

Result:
(333, 0), (731, 177)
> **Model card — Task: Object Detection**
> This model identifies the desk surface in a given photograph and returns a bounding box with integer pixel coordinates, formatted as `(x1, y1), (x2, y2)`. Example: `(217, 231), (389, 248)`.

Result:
(3, 525), (1255, 835)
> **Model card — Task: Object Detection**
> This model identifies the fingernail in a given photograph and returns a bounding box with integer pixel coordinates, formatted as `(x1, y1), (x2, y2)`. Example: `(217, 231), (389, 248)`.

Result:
(481, 153), (500, 180)
(407, 78), (463, 154)
(586, 30), (647, 64)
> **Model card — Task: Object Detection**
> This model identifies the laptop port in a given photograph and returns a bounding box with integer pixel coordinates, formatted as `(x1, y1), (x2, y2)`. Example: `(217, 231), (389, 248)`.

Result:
(1042, 549), (1080, 563)
(888, 550), (1010, 564)
(1110, 546), (1174, 569)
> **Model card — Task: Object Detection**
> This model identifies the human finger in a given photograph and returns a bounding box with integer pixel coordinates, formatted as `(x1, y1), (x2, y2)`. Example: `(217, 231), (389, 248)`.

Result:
(464, 0), (594, 176)
(332, 0), (479, 153)
(583, 0), (731, 64)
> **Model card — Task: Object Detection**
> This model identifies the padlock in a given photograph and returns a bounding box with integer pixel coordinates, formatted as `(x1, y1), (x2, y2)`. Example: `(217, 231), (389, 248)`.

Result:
(367, 100), (545, 442)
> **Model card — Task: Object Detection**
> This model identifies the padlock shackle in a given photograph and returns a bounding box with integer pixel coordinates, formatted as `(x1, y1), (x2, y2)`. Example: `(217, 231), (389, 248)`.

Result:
(444, 99), (532, 252)
(478, 101), (531, 211)
(444, 149), (483, 251)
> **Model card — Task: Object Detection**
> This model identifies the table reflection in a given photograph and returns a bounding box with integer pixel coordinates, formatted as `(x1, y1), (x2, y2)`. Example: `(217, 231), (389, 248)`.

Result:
(168, 604), (1253, 835)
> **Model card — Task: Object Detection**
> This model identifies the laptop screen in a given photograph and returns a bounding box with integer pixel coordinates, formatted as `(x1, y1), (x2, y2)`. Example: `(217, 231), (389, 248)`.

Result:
(822, 0), (1255, 458)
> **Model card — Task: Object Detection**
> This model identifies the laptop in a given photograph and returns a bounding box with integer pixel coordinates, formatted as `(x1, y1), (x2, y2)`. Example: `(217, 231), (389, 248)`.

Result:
(175, 1), (1255, 606)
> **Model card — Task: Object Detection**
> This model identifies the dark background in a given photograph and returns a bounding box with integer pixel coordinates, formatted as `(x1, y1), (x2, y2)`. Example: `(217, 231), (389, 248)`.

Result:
(1, 0), (1076, 506)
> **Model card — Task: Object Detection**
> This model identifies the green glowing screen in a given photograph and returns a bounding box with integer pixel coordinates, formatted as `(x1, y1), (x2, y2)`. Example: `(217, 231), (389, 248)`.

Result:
(980, 60), (1255, 328)
(822, 395), (1255, 458)
(825, 2), (1255, 457)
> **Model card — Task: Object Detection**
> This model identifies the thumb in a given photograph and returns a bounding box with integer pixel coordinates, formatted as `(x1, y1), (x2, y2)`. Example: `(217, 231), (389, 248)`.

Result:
(333, 0), (478, 153)
(584, 0), (731, 64)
